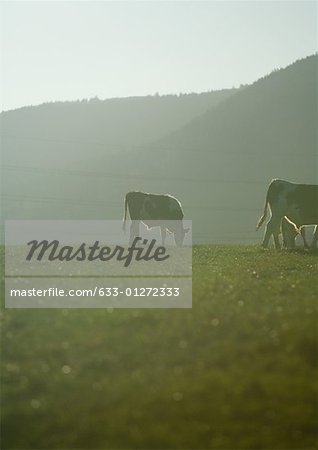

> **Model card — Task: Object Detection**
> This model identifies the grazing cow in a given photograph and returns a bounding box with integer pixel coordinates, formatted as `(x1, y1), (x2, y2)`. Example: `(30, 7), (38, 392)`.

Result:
(123, 191), (189, 247)
(257, 179), (318, 249)
(282, 220), (318, 249)
(282, 219), (307, 249)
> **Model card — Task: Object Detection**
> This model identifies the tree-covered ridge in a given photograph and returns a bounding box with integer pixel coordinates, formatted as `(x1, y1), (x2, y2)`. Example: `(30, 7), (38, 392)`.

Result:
(1, 54), (316, 244)
(1, 89), (236, 149)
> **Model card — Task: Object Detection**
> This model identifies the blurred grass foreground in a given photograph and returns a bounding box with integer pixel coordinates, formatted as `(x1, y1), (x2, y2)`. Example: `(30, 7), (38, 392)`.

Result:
(1, 246), (318, 449)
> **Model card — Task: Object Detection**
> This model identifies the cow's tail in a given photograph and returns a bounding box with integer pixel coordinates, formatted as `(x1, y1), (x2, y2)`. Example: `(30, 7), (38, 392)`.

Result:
(256, 192), (269, 230)
(122, 194), (128, 232)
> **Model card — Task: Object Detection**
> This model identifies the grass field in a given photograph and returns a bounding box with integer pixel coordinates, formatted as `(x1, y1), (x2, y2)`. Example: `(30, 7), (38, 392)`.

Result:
(1, 245), (318, 449)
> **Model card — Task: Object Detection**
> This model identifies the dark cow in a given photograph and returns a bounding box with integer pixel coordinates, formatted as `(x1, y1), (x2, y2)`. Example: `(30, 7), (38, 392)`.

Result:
(123, 191), (189, 247)
(257, 179), (318, 249)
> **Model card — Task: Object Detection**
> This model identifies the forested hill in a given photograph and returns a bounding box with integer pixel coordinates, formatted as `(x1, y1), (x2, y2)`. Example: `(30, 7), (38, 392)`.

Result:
(146, 54), (317, 180)
(129, 54), (317, 243)
(1, 89), (236, 150)
(1, 55), (316, 244)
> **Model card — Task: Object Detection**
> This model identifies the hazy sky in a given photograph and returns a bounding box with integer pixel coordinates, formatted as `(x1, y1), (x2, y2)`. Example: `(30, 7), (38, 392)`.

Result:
(0, 1), (317, 111)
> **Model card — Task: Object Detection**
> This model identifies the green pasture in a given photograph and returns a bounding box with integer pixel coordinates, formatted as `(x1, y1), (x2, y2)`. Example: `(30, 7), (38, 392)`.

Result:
(1, 246), (317, 449)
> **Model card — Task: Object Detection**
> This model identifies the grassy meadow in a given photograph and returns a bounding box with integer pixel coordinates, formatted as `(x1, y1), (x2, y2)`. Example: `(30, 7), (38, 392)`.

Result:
(1, 245), (318, 449)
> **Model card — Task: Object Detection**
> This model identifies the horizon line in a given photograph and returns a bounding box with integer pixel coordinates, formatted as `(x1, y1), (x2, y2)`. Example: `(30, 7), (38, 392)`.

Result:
(1, 52), (316, 114)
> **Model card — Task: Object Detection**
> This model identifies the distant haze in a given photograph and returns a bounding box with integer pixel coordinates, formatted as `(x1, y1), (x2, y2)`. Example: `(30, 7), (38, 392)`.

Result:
(2, 54), (317, 244)
(1, 1), (316, 111)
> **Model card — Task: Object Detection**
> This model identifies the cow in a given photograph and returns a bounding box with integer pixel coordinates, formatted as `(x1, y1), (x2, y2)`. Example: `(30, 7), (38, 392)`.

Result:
(282, 219), (318, 249)
(122, 191), (189, 247)
(256, 179), (318, 249)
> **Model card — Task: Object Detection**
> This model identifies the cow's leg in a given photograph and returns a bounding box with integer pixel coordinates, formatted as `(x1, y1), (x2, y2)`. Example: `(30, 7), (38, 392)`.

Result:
(160, 226), (167, 246)
(263, 215), (283, 249)
(300, 227), (309, 249)
(311, 226), (318, 249)
(262, 222), (273, 248)
(273, 233), (281, 250)
(129, 221), (140, 247)
(281, 218), (296, 249)
(285, 226), (296, 250)
(172, 221), (184, 247)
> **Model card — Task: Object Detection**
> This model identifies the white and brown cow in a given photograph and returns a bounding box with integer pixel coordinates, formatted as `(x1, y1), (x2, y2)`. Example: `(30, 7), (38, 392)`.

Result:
(282, 219), (318, 249)
(123, 191), (189, 247)
(257, 179), (318, 249)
